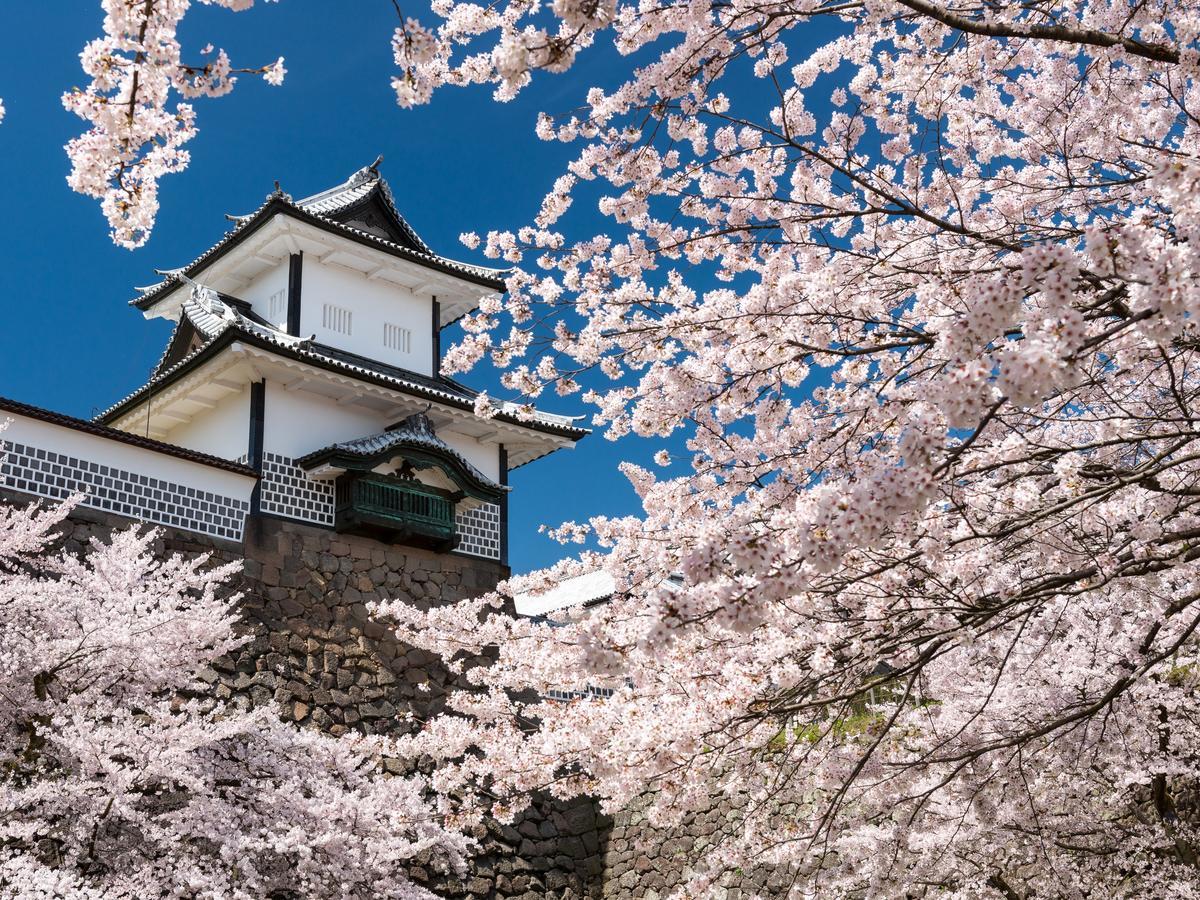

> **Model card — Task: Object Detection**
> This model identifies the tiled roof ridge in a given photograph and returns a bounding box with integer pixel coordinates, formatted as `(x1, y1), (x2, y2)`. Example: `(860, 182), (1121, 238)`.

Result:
(373, 175), (434, 255)
(178, 283), (313, 350)
(317, 212), (505, 280)
(299, 413), (508, 493)
(292, 161), (435, 256)
(93, 323), (590, 443)
(307, 343), (475, 402)
(131, 190), (281, 308)
(0, 395), (257, 477)
(132, 167), (506, 310)
(148, 319), (192, 381)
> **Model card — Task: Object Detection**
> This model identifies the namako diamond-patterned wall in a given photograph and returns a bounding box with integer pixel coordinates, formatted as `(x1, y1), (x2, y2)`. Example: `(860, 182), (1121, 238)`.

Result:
(255, 451), (501, 560)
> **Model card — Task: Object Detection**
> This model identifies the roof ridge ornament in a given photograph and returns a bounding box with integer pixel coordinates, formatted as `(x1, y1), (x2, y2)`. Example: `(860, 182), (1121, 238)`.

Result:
(386, 409), (435, 437)
(174, 272), (241, 329)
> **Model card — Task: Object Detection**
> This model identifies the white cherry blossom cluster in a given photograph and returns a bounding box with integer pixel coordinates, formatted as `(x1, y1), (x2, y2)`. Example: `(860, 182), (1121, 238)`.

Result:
(0, 496), (465, 897)
(19, 0), (1200, 893)
(366, 0), (1200, 895)
(62, 0), (285, 248)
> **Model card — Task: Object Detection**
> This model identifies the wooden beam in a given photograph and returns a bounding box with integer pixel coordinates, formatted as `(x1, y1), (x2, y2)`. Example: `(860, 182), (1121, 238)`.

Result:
(287, 252), (303, 336)
(431, 296), (441, 373)
(499, 445), (509, 568)
(280, 225), (301, 256)
(248, 381), (266, 515)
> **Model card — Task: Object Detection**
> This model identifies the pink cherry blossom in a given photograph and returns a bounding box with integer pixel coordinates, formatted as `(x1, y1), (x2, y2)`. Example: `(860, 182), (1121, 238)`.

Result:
(0, 493), (466, 898)
(366, 0), (1200, 895)
(62, 1), (286, 249)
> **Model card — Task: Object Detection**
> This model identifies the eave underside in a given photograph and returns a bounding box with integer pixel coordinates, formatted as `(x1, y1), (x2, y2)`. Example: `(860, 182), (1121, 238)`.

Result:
(102, 340), (583, 470)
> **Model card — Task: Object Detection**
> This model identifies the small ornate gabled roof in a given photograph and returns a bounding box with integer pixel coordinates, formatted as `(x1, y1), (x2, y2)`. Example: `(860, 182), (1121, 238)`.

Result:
(131, 161), (507, 312)
(147, 279), (312, 379)
(179, 278), (311, 347)
(296, 411), (507, 502)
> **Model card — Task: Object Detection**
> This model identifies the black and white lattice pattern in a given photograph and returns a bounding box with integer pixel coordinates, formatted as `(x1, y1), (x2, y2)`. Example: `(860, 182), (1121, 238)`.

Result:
(0, 441), (249, 540)
(456, 502), (500, 559)
(259, 452), (335, 526)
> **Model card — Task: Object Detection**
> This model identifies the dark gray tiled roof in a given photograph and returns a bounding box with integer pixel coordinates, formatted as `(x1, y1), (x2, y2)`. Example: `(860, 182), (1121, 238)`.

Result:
(179, 283), (311, 348)
(131, 164), (507, 311)
(309, 343), (477, 404)
(97, 287), (588, 442)
(292, 163), (434, 255)
(299, 412), (506, 492)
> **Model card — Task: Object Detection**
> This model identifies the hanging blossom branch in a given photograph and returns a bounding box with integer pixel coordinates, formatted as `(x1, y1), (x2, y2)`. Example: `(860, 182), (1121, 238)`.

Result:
(364, 0), (1200, 896)
(62, 0), (286, 249)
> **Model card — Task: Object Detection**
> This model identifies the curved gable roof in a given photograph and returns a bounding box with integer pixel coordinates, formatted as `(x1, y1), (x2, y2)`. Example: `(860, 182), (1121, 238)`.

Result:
(131, 162), (507, 312)
(296, 413), (507, 503)
(292, 160), (433, 254)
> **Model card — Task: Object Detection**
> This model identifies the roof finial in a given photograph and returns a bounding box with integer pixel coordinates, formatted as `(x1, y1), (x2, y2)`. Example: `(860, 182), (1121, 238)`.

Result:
(274, 180), (281, 193)
(369, 154), (384, 174)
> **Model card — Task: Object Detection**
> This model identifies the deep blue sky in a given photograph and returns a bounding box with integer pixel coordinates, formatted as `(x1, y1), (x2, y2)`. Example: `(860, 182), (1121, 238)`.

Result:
(0, 1), (676, 574)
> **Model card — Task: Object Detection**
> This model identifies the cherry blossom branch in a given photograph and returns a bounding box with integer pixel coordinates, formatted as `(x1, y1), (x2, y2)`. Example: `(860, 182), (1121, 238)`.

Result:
(892, 0), (1182, 65)
(62, 0), (286, 248)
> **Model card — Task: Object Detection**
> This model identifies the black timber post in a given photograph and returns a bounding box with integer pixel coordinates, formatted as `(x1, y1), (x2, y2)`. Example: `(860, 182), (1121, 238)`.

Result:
(431, 296), (441, 374)
(286, 252), (303, 336)
(499, 444), (509, 568)
(248, 381), (266, 515)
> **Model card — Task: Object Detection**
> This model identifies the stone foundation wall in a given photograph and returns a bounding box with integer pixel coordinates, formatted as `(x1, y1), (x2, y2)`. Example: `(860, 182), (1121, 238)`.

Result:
(10, 495), (762, 899)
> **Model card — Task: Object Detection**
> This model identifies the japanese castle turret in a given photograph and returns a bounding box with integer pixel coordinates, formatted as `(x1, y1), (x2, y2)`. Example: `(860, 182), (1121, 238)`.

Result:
(0, 162), (587, 564)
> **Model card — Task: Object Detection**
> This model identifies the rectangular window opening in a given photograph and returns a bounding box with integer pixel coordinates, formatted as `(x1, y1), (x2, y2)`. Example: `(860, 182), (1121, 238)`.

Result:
(268, 288), (286, 322)
(383, 322), (412, 354)
(322, 303), (353, 335)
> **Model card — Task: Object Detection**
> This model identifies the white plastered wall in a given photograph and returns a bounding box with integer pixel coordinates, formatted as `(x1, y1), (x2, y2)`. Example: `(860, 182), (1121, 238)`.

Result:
(440, 431), (501, 482)
(299, 259), (433, 375)
(261, 382), (499, 481)
(239, 260), (290, 330)
(0, 411), (255, 542)
(161, 387), (250, 461)
(263, 381), (385, 458)
(0, 413), (254, 500)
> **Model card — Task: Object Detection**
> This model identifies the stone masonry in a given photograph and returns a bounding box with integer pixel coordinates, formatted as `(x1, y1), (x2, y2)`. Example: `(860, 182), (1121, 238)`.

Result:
(11, 493), (764, 899)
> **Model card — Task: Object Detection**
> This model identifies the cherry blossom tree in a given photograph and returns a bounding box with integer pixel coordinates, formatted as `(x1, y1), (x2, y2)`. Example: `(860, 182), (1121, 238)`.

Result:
(376, 0), (1200, 897)
(20, 0), (1200, 895)
(62, 0), (286, 249)
(0, 494), (465, 899)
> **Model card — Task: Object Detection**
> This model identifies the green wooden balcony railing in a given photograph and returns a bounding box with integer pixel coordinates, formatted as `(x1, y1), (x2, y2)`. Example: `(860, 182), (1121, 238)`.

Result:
(334, 473), (458, 550)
